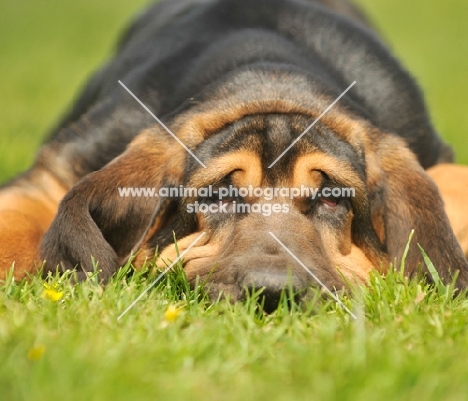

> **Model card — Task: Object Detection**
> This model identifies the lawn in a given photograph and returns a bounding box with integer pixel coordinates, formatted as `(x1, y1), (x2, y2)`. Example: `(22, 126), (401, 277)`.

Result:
(1, 1), (468, 400)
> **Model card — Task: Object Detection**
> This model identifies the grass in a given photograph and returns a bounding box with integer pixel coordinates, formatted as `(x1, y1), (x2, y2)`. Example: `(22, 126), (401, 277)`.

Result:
(2, 259), (468, 400)
(1, 1), (468, 400)
(0, 0), (148, 181)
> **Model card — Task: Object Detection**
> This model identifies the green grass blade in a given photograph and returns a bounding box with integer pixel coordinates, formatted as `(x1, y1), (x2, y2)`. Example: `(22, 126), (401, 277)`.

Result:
(418, 243), (446, 295)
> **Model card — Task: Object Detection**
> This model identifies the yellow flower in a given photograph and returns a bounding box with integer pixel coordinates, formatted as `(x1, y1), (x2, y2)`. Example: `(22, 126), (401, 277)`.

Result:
(164, 304), (183, 322)
(27, 345), (45, 361)
(42, 288), (64, 302)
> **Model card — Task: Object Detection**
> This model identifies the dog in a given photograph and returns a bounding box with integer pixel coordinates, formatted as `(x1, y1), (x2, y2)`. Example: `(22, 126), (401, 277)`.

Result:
(1, 0), (467, 307)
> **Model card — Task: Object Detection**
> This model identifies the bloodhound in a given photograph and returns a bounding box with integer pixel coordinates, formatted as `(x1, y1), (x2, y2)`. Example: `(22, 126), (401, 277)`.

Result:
(1, 0), (467, 308)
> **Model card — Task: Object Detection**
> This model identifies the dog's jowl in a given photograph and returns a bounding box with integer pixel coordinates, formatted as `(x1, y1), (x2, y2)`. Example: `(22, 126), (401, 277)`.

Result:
(1, 0), (468, 307)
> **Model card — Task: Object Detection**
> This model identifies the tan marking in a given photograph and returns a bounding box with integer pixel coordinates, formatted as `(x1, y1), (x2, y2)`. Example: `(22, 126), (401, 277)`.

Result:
(291, 161), (324, 190)
(428, 164), (468, 257)
(0, 171), (67, 232)
(370, 210), (386, 245)
(176, 100), (373, 147)
(131, 246), (156, 269)
(319, 107), (371, 145)
(320, 220), (377, 284)
(0, 210), (44, 279)
(0, 170), (68, 278)
(155, 231), (212, 272)
(335, 244), (377, 283)
(292, 153), (366, 201)
(176, 100), (311, 142)
(187, 150), (263, 190)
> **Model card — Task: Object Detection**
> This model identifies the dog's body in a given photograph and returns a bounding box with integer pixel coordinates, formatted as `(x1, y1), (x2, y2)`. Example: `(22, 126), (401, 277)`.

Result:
(1, 0), (468, 305)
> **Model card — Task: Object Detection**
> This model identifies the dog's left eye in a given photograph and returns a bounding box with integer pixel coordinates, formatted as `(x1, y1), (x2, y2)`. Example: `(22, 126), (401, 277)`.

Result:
(199, 189), (237, 206)
(200, 195), (234, 205)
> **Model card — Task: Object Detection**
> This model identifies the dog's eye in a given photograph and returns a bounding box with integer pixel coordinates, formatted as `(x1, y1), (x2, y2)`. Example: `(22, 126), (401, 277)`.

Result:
(199, 189), (237, 206)
(318, 196), (351, 213)
(315, 179), (354, 212)
(317, 182), (353, 212)
(200, 194), (233, 205)
(320, 198), (338, 208)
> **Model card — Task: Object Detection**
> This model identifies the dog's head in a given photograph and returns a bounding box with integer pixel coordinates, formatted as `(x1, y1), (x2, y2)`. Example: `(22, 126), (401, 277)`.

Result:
(41, 72), (468, 305)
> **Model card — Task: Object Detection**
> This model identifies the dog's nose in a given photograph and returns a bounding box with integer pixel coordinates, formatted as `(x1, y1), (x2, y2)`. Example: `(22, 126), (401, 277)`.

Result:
(241, 270), (306, 312)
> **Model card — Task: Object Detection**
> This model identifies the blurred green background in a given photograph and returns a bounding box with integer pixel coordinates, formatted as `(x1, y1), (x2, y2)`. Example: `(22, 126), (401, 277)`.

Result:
(0, 0), (467, 182)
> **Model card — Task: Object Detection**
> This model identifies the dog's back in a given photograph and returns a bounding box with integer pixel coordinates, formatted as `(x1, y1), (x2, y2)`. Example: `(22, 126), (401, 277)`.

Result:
(52, 0), (449, 181)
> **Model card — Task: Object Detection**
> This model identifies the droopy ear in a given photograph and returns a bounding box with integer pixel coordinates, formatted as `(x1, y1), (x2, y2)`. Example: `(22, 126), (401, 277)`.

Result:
(369, 137), (468, 287)
(40, 130), (185, 281)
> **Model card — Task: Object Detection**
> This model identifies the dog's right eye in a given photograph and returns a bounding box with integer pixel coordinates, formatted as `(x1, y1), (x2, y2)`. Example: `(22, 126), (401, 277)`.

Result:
(320, 198), (338, 208)
(302, 186), (352, 217)
(318, 197), (351, 212)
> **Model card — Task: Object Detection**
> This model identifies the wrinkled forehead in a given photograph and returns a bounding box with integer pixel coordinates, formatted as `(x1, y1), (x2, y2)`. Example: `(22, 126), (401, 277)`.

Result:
(185, 113), (367, 189)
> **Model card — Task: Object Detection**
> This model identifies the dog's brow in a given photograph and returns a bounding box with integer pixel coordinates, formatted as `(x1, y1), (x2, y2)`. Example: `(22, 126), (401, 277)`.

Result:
(188, 150), (263, 188)
(293, 153), (363, 190)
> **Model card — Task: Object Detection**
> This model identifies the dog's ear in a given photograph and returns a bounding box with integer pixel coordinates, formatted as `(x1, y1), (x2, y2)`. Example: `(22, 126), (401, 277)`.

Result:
(40, 130), (185, 281)
(367, 136), (468, 286)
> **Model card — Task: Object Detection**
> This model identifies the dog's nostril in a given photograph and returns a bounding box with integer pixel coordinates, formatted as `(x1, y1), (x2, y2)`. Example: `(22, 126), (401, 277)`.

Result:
(241, 271), (305, 312)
